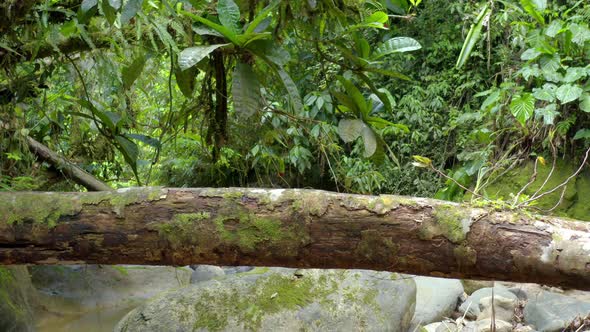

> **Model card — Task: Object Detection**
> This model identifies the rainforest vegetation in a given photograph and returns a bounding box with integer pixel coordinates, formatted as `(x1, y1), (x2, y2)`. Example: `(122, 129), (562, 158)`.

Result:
(1, 0), (590, 330)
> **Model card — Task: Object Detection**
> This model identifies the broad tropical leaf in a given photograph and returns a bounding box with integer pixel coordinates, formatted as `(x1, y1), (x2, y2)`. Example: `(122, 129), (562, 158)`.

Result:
(573, 129), (590, 140)
(338, 119), (364, 142)
(555, 84), (583, 104)
(217, 0), (241, 34)
(81, 0), (98, 12)
(232, 62), (262, 118)
(510, 93), (535, 126)
(277, 67), (302, 112)
(361, 126), (377, 157)
(580, 94), (590, 113)
(122, 53), (146, 90)
(245, 0), (279, 35)
(121, 0), (143, 25)
(456, 4), (490, 68)
(115, 135), (140, 183)
(535, 103), (559, 125)
(178, 44), (227, 71)
(372, 37), (422, 60)
(520, 0), (545, 25)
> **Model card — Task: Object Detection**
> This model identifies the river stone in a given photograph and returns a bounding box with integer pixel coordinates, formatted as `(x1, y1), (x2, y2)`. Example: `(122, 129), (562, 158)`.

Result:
(410, 276), (464, 328)
(524, 290), (590, 332)
(190, 265), (225, 283)
(115, 268), (416, 332)
(0, 266), (36, 332)
(459, 285), (517, 319)
(464, 319), (513, 332)
(477, 295), (516, 322)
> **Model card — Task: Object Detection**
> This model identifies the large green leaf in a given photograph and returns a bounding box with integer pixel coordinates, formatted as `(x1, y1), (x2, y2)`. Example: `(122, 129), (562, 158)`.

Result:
(510, 93), (535, 126)
(579, 94), (590, 113)
(361, 126), (377, 157)
(563, 67), (587, 83)
(122, 53), (146, 90)
(178, 44), (227, 71)
(114, 135), (140, 183)
(520, 0), (545, 25)
(121, 0), (143, 25)
(456, 4), (490, 68)
(175, 66), (198, 98)
(532, 83), (556, 102)
(372, 37), (422, 60)
(232, 62), (261, 118)
(555, 84), (583, 104)
(277, 67), (302, 112)
(101, 0), (117, 25)
(573, 129), (590, 140)
(245, 0), (279, 35)
(569, 23), (590, 46)
(337, 76), (367, 115)
(337, 119), (378, 158)
(81, 0), (98, 12)
(181, 10), (240, 45)
(217, 0), (241, 34)
(535, 103), (559, 125)
(338, 119), (364, 142)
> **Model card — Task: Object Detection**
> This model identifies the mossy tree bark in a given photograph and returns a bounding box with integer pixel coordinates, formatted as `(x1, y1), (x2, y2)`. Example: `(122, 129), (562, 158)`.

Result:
(1, 187), (589, 290)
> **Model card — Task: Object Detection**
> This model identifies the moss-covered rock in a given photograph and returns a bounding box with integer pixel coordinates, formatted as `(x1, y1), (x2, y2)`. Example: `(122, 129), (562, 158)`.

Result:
(0, 266), (36, 332)
(484, 159), (590, 221)
(115, 268), (417, 332)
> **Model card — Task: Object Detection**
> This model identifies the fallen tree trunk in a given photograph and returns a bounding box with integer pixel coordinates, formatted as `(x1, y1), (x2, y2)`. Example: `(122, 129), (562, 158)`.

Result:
(1, 187), (589, 290)
(27, 137), (112, 191)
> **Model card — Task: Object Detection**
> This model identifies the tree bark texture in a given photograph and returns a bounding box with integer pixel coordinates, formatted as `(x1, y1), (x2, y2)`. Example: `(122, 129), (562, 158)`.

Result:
(1, 187), (589, 290)
(27, 137), (113, 192)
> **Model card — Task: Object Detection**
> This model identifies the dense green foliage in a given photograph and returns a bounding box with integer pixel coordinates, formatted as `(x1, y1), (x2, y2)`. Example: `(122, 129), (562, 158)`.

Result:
(1, 0), (589, 218)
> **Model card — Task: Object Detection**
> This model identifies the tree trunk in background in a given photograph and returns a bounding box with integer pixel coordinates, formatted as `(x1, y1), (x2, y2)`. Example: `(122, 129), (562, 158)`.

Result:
(27, 137), (113, 192)
(1, 187), (589, 290)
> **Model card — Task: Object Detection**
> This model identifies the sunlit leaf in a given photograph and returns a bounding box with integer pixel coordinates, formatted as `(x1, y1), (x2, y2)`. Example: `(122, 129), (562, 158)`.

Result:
(372, 37), (422, 60)
(534, 103), (559, 125)
(555, 84), (583, 104)
(456, 4), (490, 68)
(580, 94), (590, 113)
(510, 93), (535, 126)
(338, 119), (364, 142)
(178, 44), (227, 71)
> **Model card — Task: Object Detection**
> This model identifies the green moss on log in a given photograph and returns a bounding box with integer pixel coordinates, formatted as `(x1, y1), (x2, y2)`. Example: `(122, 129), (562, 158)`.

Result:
(0, 187), (164, 227)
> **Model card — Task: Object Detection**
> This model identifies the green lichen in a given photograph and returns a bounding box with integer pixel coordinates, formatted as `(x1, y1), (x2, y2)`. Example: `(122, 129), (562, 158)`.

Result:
(192, 272), (338, 331)
(0, 187), (164, 227)
(214, 213), (291, 252)
(454, 245), (477, 268)
(420, 204), (470, 244)
(355, 229), (399, 263)
(157, 212), (215, 249)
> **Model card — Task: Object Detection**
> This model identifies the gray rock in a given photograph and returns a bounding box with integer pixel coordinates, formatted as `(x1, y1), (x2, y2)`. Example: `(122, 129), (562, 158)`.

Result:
(459, 285), (518, 319)
(524, 290), (590, 332)
(465, 319), (513, 332)
(190, 265), (225, 283)
(462, 279), (495, 295)
(434, 320), (459, 332)
(410, 276), (464, 328)
(477, 295), (516, 322)
(30, 265), (192, 330)
(422, 322), (442, 332)
(115, 268), (417, 332)
(223, 266), (255, 274)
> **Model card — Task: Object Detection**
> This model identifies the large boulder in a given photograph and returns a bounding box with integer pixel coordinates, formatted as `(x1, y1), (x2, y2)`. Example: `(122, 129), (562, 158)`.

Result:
(410, 276), (464, 328)
(31, 265), (192, 330)
(524, 290), (590, 332)
(458, 285), (517, 319)
(0, 266), (36, 332)
(115, 268), (417, 332)
(190, 265), (225, 283)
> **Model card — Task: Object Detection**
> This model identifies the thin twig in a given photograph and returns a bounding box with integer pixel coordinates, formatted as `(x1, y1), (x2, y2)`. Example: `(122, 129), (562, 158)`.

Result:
(518, 147), (590, 207)
(512, 158), (538, 206)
